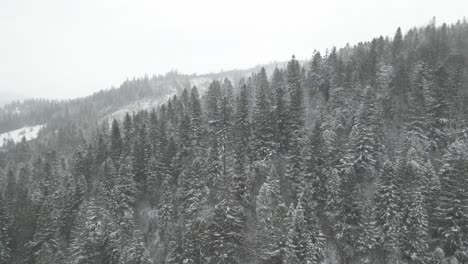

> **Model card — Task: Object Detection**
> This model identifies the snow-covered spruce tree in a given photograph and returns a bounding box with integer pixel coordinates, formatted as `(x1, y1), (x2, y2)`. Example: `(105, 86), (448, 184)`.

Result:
(55, 171), (86, 249)
(232, 83), (251, 206)
(180, 88), (190, 111)
(446, 54), (466, 126)
(112, 157), (137, 238)
(0, 195), (12, 264)
(178, 157), (208, 224)
(1, 168), (17, 260)
(204, 81), (225, 202)
(305, 51), (323, 100)
(207, 194), (244, 264)
(146, 156), (161, 206)
(405, 63), (434, 148)
(177, 112), (192, 162)
(354, 198), (380, 256)
(158, 175), (175, 241)
(71, 146), (93, 190)
(323, 47), (338, 91)
(401, 187), (430, 264)
(375, 161), (402, 260)
(286, 55), (304, 137)
(433, 136), (468, 257)
(324, 168), (343, 233)
(122, 112), (134, 154)
(366, 39), (379, 86)
(285, 55), (305, 204)
(285, 203), (307, 264)
(68, 197), (112, 264)
(98, 158), (116, 192)
(271, 67), (289, 154)
(221, 78), (235, 103)
(218, 96), (233, 182)
(334, 179), (380, 258)
(206, 134), (222, 204)
(148, 109), (159, 151)
(133, 122), (150, 192)
(221, 79), (235, 134)
(391, 27), (403, 65)
(189, 86), (204, 151)
(335, 182), (362, 258)
(147, 112), (172, 206)
(428, 66), (450, 150)
(95, 131), (109, 170)
(13, 164), (34, 257)
(181, 218), (208, 264)
(256, 166), (288, 262)
(298, 189), (324, 263)
(110, 119), (123, 163)
(206, 153), (245, 264)
(252, 67), (275, 162)
(390, 42), (410, 121)
(206, 80), (222, 129)
(286, 200), (322, 264)
(284, 130), (304, 206)
(26, 194), (64, 264)
(348, 86), (384, 183)
(24, 155), (70, 264)
(302, 117), (327, 204)
(120, 230), (151, 264)
(4, 169), (16, 206)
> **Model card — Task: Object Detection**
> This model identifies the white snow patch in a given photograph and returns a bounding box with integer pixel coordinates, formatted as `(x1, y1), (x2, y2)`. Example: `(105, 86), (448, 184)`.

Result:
(101, 76), (214, 124)
(190, 77), (212, 93)
(101, 94), (175, 122)
(0, 124), (45, 145)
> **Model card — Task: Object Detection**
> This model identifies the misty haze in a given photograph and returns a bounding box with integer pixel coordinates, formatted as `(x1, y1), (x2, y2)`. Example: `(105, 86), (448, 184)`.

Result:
(1, 1), (468, 264)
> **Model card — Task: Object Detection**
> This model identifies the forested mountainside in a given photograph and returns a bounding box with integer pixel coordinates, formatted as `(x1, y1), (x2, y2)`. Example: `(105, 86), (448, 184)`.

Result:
(0, 66), (283, 152)
(1, 19), (468, 264)
(0, 72), (192, 135)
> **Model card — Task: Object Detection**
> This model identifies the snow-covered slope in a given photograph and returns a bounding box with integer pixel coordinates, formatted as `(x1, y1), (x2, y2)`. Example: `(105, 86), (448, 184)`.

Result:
(101, 76), (216, 123)
(190, 76), (212, 93)
(101, 95), (175, 122)
(0, 124), (45, 145)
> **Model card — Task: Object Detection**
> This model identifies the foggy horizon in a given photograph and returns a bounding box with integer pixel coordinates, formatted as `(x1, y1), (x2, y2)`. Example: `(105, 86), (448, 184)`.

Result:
(1, 0), (467, 100)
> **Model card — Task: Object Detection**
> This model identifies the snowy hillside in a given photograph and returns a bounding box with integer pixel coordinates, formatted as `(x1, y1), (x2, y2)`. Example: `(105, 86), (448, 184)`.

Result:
(101, 76), (215, 122)
(101, 95), (175, 122)
(189, 76), (213, 93)
(0, 124), (45, 145)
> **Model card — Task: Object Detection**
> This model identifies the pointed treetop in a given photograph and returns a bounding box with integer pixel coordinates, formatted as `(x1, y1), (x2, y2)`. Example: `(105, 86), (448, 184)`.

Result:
(395, 27), (402, 40)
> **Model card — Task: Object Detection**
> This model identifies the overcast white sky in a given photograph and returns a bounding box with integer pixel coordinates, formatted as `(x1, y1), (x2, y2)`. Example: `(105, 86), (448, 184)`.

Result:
(0, 0), (467, 99)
